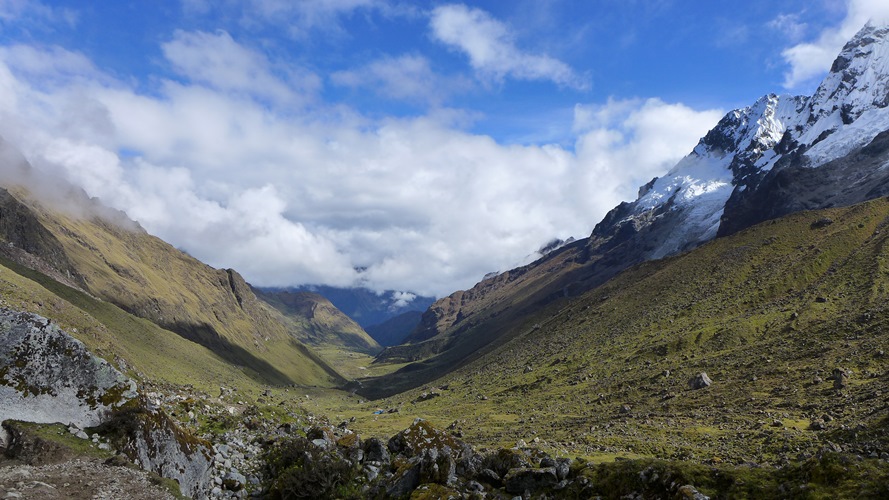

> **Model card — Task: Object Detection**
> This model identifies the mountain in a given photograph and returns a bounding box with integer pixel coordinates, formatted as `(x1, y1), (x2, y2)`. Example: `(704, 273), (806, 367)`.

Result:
(0, 142), (345, 389)
(264, 285), (435, 337)
(352, 197), (889, 468)
(254, 289), (382, 355)
(365, 22), (889, 396)
(365, 310), (425, 347)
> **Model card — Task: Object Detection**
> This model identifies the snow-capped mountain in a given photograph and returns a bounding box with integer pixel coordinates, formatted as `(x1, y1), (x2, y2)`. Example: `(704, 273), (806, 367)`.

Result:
(366, 22), (889, 395)
(602, 21), (889, 259)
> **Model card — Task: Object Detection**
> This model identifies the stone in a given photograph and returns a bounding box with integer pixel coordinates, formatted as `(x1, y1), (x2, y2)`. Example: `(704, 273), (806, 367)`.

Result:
(0, 309), (137, 430)
(833, 368), (849, 389)
(223, 471), (246, 491)
(386, 459), (421, 498)
(364, 437), (391, 464)
(387, 420), (464, 459)
(677, 484), (710, 499)
(412, 392), (441, 403)
(689, 372), (713, 390)
(365, 464), (380, 482)
(503, 466), (558, 494)
(540, 457), (571, 481)
(478, 468), (501, 486)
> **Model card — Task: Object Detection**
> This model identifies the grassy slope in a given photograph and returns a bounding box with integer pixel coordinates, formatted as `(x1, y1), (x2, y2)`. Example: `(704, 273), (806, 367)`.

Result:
(317, 199), (889, 468)
(0, 186), (343, 388)
(0, 254), (282, 395)
(256, 290), (382, 355)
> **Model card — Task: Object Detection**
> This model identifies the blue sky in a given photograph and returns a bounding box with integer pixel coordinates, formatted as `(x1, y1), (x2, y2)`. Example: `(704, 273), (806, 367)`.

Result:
(0, 0), (886, 297)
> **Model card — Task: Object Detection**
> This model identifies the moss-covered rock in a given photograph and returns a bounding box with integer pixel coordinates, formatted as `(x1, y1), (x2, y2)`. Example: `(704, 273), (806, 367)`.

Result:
(0, 309), (136, 432)
(97, 398), (212, 498)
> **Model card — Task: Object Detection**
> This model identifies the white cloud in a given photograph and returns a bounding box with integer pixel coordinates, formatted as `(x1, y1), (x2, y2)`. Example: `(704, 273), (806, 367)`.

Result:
(0, 36), (721, 298)
(780, 0), (889, 89)
(429, 3), (589, 90)
(232, 0), (416, 38)
(573, 98), (725, 215)
(161, 30), (320, 107)
(767, 13), (808, 42)
(331, 54), (470, 105)
(390, 291), (416, 309)
(0, 0), (77, 27)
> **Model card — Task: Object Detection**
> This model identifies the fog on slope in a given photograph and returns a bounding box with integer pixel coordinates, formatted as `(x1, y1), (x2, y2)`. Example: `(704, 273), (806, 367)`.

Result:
(0, 138), (139, 231)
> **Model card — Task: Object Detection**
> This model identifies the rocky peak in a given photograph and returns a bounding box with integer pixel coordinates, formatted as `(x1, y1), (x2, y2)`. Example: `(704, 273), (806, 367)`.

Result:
(808, 22), (889, 126)
(700, 94), (806, 160)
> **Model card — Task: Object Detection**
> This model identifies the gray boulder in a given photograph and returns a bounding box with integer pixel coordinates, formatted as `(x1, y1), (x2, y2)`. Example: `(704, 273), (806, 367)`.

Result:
(0, 309), (136, 435)
(688, 372), (713, 390)
(503, 466), (558, 494)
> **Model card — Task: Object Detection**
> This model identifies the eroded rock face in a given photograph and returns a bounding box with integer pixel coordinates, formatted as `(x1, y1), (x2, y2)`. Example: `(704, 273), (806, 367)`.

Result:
(0, 309), (136, 433)
(99, 400), (213, 498)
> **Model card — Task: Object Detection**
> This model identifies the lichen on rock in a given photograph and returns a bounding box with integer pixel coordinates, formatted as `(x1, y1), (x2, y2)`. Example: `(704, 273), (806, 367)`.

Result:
(0, 308), (136, 433)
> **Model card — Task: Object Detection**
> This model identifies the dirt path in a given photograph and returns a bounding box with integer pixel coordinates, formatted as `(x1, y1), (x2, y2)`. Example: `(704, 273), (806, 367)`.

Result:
(0, 458), (176, 500)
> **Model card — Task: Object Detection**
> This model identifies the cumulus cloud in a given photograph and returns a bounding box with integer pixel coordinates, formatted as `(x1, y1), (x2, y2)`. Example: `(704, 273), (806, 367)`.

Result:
(389, 291), (417, 309)
(429, 3), (589, 90)
(330, 54), (471, 105)
(573, 98), (725, 215)
(780, 0), (889, 89)
(161, 30), (320, 107)
(0, 34), (721, 297)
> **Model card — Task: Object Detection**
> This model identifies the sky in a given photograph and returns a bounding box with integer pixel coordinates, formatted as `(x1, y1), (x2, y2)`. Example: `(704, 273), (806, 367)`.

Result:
(0, 0), (887, 298)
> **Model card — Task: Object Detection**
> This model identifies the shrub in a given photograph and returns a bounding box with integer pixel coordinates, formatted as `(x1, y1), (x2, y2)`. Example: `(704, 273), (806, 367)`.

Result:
(263, 436), (363, 499)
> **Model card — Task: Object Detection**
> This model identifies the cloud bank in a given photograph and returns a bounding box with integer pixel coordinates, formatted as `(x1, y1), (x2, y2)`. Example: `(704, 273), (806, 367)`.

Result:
(0, 4), (724, 297)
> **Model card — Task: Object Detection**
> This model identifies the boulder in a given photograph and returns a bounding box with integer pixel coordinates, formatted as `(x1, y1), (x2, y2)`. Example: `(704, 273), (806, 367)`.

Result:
(503, 466), (558, 494)
(387, 419), (465, 459)
(0, 309), (136, 432)
(364, 437), (390, 464)
(832, 368), (849, 389)
(386, 459), (421, 498)
(688, 372), (712, 390)
(97, 400), (212, 498)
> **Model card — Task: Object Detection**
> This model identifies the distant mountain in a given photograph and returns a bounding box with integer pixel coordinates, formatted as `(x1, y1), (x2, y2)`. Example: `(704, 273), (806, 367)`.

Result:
(365, 310), (424, 347)
(0, 141), (344, 388)
(255, 289), (382, 355)
(367, 21), (889, 395)
(261, 284), (434, 336)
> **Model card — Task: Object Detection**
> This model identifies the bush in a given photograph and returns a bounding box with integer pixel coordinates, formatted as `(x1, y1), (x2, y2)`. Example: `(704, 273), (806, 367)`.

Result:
(263, 436), (363, 499)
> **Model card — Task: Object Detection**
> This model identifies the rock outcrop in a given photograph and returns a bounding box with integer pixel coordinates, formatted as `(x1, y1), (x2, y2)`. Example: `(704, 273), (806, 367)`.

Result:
(0, 309), (136, 440)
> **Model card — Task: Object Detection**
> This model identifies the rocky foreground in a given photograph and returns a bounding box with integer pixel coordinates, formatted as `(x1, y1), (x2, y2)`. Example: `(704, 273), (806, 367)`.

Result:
(2, 309), (889, 498)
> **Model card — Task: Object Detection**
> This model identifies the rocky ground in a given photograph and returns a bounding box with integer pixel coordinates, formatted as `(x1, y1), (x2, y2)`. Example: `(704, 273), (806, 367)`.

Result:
(0, 458), (176, 500)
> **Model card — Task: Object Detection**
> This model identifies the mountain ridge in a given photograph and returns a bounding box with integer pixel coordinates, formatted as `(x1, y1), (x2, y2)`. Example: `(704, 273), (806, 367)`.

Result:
(0, 145), (349, 388)
(366, 21), (889, 397)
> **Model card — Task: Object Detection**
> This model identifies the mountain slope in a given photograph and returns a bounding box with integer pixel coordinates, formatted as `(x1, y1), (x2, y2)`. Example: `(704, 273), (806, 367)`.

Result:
(349, 198), (889, 465)
(280, 285), (435, 329)
(0, 146), (344, 387)
(255, 289), (382, 355)
(368, 21), (889, 395)
(365, 310), (424, 347)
